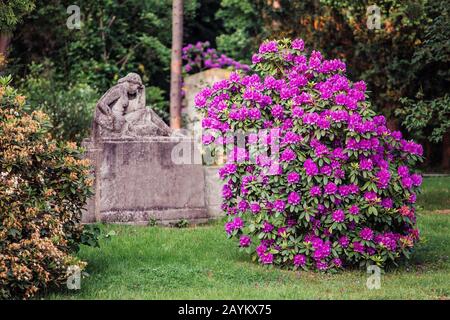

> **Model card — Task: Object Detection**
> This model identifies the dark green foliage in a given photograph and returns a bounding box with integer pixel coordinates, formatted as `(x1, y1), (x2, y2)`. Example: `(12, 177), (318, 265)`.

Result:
(2, 0), (449, 163)
(215, 0), (450, 163)
(173, 219), (190, 229)
(5, 0), (212, 142)
(0, 0), (35, 33)
(80, 224), (101, 248)
(20, 62), (97, 142)
(397, 94), (450, 144)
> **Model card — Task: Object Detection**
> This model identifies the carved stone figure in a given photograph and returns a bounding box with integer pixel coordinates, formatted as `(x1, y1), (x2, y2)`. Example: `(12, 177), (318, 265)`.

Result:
(93, 73), (172, 138)
(82, 73), (209, 225)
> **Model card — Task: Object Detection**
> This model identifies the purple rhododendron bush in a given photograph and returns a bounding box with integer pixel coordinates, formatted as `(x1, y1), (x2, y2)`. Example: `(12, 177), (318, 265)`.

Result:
(195, 39), (424, 272)
(183, 41), (250, 74)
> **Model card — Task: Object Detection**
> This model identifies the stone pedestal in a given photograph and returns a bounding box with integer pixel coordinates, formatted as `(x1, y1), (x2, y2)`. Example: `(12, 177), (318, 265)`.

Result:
(82, 136), (208, 225)
(203, 166), (224, 218)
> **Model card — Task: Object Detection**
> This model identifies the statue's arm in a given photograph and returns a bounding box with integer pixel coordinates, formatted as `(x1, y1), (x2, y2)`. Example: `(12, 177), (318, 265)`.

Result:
(96, 87), (122, 115)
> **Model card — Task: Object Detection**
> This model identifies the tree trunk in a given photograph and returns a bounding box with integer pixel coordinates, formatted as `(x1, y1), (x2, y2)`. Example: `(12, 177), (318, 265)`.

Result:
(0, 33), (11, 59)
(386, 118), (399, 132)
(442, 131), (450, 170)
(170, 0), (183, 129)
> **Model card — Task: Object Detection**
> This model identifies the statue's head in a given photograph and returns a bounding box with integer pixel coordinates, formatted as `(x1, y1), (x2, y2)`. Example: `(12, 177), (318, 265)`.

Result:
(118, 73), (143, 95)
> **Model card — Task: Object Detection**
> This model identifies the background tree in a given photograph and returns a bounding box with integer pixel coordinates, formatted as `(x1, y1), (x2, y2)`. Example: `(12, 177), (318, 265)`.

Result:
(2, 0), (448, 170)
(0, 0), (35, 58)
(4, 0), (207, 141)
(215, 0), (450, 170)
(170, 0), (183, 129)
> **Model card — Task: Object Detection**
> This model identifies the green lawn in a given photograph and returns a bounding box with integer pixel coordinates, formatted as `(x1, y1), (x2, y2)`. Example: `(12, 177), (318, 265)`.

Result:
(417, 176), (450, 211)
(45, 177), (450, 300)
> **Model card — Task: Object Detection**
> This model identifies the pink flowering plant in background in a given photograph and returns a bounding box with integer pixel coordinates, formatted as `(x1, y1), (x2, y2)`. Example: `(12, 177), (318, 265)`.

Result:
(183, 41), (250, 74)
(195, 39), (423, 272)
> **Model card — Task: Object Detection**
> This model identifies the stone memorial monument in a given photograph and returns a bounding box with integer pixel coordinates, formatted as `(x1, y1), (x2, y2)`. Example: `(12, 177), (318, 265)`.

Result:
(182, 68), (230, 218)
(82, 73), (208, 225)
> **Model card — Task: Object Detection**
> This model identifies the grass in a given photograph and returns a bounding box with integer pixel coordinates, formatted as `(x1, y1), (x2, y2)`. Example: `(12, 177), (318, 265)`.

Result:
(45, 177), (450, 300)
(46, 215), (449, 300)
(417, 176), (450, 211)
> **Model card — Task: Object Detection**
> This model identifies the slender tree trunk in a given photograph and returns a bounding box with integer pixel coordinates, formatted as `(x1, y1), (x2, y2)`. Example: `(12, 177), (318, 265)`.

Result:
(386, 117), (399, 132)
(170, 0), (183, 129)
(0, 33), (11, 58)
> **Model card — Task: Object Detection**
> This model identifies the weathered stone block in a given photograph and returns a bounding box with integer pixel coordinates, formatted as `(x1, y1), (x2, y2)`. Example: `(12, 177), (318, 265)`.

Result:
(203, 166), (225, 218)
(82, 137), (209, 225)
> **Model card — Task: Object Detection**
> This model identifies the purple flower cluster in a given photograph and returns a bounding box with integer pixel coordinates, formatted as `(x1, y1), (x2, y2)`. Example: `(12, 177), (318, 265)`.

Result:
(240, 235), (252, 247)
(262, 221), (274, 233)
(304, 159), (318, 176)
(310, 237), (331, 269)
(332, 209), (345, 223)
(325, 182), (338, 195)
(294, 254), (306, 267)
(287, 172), (300, 184)
(225, 216), (244, 234)
(360, 227), (374, 241)
(374, 232), (401, 251)
(280, 148), (296, 162)
(183, 41), (250, 74)
(197, 39), (423, 272)
(288, 191), (301, 205)
(259, 41), (278, 54)
(310, 186), (321, 197)
(256, 244), (274, 264)
(398, 165), (422, 189)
